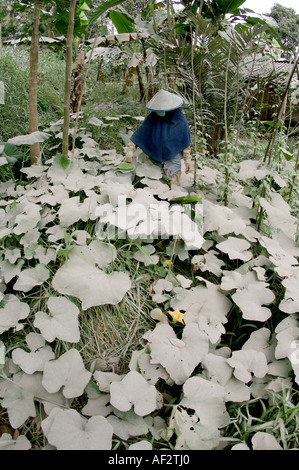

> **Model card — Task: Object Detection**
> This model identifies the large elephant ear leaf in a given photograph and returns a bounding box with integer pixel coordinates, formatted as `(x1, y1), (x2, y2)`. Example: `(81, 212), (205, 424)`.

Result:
(53, 262), (131, 310)
(52, 241), (131, 310)
(7, 131), (51, 145)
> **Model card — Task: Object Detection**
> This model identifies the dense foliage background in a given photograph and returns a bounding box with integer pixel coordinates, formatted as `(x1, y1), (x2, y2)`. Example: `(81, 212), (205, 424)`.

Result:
(0, 0), (298, 451)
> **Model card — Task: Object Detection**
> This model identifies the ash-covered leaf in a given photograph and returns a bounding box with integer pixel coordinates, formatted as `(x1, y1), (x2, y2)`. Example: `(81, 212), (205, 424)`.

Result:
(227, 349), (269, 383)
(151, 278), (173, 303)
(201, 349), (251, 404)
(191, 250), (225, 277)
(20, 165), (47, 178)
(251, 432), (283, 450)
(110, 370), (158, 416)
(169, 405), (221, 450)
(238, 159), (270, 181)
(12, 333), (54, 374)
(88, 117), (104, 126)
(135, 160), (162, 179)
(81, 394), (113, 417)
(0, 294), (30, 334)
(52, 241), (131, 310)
(93, 370), (124, 393)
(13, 264), (49, 293)
(260, 236), (299, 277)
(12, 371), (69, 412)
(62, 164), (101, 192)
(7, 131), (50, 145)
(34, 296), (80, 343)
(275, 316), (299, 360)
(232, 282), (275, 322)
(171, 285), (231, 344)
(128, 440), (153, 450)
(181, 376), (230, 429)
(259, 194), (297, 240)
(58, 194), (99, 227)
(242, 328), (274, 362)
(107, 409), (148, 440)
(133, 244), (159, 266)
(1, 258), (24, 284)
(144, 323), (209, 385)
(1, 384), (36, 429)
(42, 349), (92, 399)
(221, 268), (275, 321)
(42, 408), (113, 450)
(279, 268), (299, 314)
(12, 202), (41, 235)
(216, 237), (252, 262)
(0, 433), (31, 450)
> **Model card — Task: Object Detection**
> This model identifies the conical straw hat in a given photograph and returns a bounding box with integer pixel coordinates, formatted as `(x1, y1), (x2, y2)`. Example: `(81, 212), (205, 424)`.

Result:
(146, 89), (183, 112)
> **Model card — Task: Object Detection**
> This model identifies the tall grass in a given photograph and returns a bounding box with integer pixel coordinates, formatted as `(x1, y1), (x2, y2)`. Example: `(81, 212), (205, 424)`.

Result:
(0, 46), (65, 142)
(83, 75), (145, 153)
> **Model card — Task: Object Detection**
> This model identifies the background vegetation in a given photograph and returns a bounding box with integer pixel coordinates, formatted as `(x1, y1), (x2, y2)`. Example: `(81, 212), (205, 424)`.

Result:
(0, 0), (298, 451)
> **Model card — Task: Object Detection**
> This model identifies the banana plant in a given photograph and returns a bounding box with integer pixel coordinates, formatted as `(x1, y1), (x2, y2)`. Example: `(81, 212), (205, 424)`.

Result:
(88, 0), (128, 27)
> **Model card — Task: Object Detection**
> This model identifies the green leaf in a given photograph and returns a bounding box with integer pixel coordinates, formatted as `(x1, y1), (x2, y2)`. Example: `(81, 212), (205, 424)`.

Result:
(109, 11), (135, 33)
(0, 142), (23, 164)
(262, 120), (275, 128)
(169, 195), (202, 205)
(79, 11), (88, 25)
(57, 247), (75, 257)
(116, 161), (134, 171)
(280, 148), (293, 161)
(54, 153), (70, 169)
(88, 0), (127, 27)
(79, 1), (90, 12)
(262, 120), (284, 128)
(213, 0), (246, 14)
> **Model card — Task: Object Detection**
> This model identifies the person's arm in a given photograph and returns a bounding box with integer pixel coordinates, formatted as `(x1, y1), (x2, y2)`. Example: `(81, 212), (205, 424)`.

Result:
(125, 141), (137, 163)
(182, 146), (191, 174)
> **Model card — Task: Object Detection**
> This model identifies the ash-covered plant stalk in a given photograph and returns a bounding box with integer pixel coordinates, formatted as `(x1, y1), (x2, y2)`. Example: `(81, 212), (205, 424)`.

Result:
(287, 143), (299, 202)
(62, 0), (76, 159)
(29, 0), (42, 165)
(190, 24), (198, 191)
(71, 37), (99, 160)
(223, 41), (232, 206)
(191, 0), (205, 191)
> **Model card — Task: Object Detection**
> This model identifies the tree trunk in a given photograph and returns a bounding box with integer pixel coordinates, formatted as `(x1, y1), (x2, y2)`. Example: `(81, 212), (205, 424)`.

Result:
(70, 50), (87, 113)
(0, 19), (3, 47)
(62, 0), (76, 159)
(136, 65), (145, 102)
(29, 0), (41, 165)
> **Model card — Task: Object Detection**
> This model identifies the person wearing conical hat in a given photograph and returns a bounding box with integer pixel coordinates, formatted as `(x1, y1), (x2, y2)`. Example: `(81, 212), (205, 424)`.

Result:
(125, 89), (192, 185)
